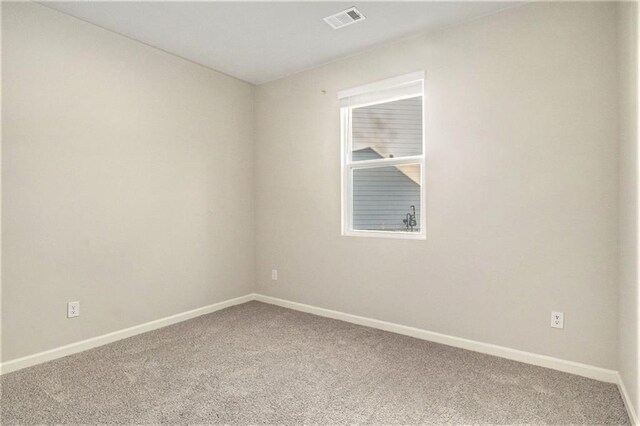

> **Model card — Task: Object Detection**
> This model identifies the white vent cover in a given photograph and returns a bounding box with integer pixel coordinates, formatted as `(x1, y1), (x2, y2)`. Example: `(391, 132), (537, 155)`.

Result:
(324, 7), (366, 30)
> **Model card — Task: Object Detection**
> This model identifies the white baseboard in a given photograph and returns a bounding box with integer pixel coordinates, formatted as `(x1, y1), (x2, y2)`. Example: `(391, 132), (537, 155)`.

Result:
(0, 293), (254, 375)
(254, 294), (619, 384)
(618, 373), (640, 425)
(2, 292), (634, 423)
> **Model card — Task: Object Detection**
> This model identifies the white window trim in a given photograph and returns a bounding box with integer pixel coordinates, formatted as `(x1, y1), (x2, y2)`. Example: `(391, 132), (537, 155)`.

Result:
(339, 71), (426, 240)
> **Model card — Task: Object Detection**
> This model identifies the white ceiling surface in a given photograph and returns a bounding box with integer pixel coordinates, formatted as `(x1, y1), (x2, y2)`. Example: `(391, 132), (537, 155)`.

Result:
(44, 2), (517, 84)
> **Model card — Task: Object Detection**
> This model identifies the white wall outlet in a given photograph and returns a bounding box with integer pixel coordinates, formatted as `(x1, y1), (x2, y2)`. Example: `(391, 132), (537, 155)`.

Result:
(271, 269), (278, 281)
(67, 301), (80, 318)
(551, 311), (564, 329)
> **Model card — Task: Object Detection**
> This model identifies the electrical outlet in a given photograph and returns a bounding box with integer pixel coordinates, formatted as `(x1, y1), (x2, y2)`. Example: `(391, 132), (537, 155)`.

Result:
(271, 269), (278, 281)
(551, 311), (563, 329)
(67, 301), (80, 318)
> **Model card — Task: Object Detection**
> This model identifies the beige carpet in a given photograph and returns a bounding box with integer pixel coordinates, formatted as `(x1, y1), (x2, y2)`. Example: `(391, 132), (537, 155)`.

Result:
(0, 301), (630, 425)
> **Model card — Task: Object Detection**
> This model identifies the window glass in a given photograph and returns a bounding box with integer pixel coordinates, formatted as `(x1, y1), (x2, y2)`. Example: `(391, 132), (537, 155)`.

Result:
(352, 96), (423, 161)
(352, 165), (421, 232)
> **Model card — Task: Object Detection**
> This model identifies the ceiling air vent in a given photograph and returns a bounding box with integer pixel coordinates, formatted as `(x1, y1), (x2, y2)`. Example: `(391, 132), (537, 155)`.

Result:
(324, 7), (366, 30)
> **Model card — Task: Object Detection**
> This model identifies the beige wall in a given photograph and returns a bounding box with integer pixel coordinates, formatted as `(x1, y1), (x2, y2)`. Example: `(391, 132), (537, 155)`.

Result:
(1, 2), (255, 361)
(1, 1), (631, 377)
(255, 2), (620, 369)
(618, 1), (639, 415)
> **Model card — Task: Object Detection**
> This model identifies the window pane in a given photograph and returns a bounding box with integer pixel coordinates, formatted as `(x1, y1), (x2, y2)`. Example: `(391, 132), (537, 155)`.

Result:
(352, 164), (421, 232)
(351, 96), (422, 161)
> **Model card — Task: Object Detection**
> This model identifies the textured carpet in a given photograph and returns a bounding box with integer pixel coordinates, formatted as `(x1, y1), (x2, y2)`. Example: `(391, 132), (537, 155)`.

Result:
(1, 301), (630, 425)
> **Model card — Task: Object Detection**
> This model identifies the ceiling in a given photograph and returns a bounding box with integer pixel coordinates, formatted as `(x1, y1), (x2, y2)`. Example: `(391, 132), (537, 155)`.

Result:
(44, 1), (517, 85)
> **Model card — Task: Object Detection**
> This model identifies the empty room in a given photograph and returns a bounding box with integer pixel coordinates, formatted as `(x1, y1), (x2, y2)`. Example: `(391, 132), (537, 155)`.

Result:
(1, 1), (639, 424)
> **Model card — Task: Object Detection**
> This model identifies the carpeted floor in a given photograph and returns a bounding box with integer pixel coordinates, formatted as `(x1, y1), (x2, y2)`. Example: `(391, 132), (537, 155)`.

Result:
(0, 301), (630, 425)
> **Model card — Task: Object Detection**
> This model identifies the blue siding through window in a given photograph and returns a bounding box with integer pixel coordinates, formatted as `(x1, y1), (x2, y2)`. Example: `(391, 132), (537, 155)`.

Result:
(352, 96), (422, 160)
(352, 148), (421, 232)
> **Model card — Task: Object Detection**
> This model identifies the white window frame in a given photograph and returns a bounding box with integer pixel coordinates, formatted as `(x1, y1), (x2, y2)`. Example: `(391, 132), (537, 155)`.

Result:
(339, 71), (426, 240)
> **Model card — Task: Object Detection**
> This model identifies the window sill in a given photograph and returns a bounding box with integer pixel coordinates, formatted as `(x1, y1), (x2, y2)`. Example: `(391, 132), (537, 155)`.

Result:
(342, 230), (426, 240)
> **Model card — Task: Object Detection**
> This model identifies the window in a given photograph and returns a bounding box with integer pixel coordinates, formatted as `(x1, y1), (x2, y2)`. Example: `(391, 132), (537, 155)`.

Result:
(339, 72), (425, 239)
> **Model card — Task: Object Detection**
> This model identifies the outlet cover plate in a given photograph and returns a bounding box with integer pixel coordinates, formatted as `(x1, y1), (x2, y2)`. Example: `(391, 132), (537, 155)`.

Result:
(68, 301), (80, 318)
(551, 311), (563, 329)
